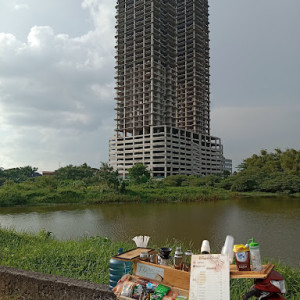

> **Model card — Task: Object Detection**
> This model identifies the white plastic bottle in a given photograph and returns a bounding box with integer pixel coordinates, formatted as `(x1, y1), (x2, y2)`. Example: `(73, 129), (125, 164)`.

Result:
(249, 238), (262, 271)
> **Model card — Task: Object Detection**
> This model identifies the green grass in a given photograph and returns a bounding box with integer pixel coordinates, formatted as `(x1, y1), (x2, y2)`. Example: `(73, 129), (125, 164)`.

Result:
(291, 193), (300, 198)
(0, 227), (132, 283)
(123, 185), (234, 203)
(238, 191), (300, 198)
(1, 174), (299, 208)
(0, 228), (299, 299)
(0, 180), (235, 207)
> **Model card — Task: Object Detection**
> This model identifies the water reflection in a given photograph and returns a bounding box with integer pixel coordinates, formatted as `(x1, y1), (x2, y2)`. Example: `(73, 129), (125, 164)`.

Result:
(0, 198), (299, 266)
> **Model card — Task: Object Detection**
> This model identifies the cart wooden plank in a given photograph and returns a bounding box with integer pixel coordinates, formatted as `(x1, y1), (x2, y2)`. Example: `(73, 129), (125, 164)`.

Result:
(230, 263), (274, 279)
(113, 248), (156, 261)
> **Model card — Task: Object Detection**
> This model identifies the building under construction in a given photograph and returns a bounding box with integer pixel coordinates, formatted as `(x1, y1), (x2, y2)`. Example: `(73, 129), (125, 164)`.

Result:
(109, 0), (224, 178)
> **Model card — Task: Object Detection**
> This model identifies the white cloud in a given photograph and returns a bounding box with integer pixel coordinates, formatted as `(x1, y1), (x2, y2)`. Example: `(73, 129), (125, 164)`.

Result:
(0, 0), (299, 173)
(14, 3), (29, 10)
(0, 0), (116, 171)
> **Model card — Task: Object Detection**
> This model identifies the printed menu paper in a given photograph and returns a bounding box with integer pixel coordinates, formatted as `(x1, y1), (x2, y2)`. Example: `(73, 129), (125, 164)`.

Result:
(189, 254), (230, 300)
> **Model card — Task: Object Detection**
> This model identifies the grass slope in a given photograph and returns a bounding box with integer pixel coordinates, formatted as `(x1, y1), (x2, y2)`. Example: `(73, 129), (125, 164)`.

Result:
(0, 228), (299, 299)
(0, 182), (234, 207)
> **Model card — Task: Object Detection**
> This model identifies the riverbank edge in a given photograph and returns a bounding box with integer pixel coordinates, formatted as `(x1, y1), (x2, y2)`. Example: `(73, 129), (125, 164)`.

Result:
(0, 185), (299, 208)
(0, 228), (299, 299)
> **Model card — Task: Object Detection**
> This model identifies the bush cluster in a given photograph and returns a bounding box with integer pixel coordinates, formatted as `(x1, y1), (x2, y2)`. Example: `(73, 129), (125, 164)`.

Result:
(220, 149), (300, 193)
(0, 149), (299, 207)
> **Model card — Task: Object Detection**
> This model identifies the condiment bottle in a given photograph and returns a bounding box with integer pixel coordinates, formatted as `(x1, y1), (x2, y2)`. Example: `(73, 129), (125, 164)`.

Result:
(174, 247), (183, 270)
(249, 238), (262, 271)
(201, 240), (210, 254)
(233, 244), (251, 271)
(183, 250), (193, 272)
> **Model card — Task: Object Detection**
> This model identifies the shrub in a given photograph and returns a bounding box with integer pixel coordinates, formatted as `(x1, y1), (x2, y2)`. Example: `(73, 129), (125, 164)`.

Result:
(163, 175), (188, 187)
(231, 176), (259, 192)
(260, 173), (300, 193)
(0, 187), (27, 206)
(128, 164), (150, 184)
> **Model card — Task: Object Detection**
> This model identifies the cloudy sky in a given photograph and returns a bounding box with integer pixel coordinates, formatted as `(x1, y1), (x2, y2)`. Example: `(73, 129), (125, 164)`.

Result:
(0, 0), (299, 171)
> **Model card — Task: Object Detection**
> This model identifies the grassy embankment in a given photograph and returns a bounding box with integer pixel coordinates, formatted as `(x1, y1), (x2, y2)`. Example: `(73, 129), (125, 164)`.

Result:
(0, 228), (299, 299)
(0, 178), (298, 208)
(0, 177), (235, 207)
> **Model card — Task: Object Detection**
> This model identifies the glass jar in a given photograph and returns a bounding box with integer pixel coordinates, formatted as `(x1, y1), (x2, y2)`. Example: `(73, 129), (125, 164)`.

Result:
(174, 247), (183, 270)
(183, 250), (193, 272)
(140, 252), (149, 262)
(150, 253), (158, 264)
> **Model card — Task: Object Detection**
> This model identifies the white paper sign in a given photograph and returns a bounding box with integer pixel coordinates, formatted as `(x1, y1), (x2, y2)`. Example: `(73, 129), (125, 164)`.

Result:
(135, 262), (165, 281)
(189, 254), (230, 300)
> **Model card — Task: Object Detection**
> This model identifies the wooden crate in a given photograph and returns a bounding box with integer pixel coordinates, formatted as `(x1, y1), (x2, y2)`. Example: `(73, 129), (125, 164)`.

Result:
(114, 248), (189, 299)
(114, 248), (190, 290)
(117, 274), (189, 300)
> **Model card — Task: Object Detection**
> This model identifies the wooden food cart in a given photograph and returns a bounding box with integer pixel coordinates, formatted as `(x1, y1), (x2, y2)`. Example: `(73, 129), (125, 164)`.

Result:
(113, 248), (274, 299)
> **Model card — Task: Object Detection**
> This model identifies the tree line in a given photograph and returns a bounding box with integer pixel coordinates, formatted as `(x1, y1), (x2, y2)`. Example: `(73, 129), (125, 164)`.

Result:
(162, 149), (300, 193)
(0, 148), (299, 195)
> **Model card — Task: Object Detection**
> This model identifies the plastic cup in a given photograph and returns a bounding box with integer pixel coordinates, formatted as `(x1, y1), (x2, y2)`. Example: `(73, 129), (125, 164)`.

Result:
(221, 235), (234, 263)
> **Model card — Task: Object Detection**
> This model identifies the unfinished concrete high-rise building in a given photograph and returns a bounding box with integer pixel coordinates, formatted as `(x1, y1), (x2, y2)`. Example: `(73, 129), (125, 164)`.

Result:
(109, 0), (224, 178)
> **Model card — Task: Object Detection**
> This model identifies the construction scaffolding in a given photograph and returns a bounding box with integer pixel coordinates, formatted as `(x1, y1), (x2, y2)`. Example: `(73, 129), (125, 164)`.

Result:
(115, 0), (177, 137)
(176, 0), (210, 135)
(110, 0), (224, 178)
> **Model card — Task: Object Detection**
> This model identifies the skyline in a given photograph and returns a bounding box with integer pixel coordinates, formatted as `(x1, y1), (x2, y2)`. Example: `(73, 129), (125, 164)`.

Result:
(0, 0), (299, 171)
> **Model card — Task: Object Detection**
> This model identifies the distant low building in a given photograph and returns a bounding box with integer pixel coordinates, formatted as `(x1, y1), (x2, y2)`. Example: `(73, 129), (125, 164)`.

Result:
(33, 172), (42, 177)
(224, 159), (233, 174)
(42, 171), (55, 176)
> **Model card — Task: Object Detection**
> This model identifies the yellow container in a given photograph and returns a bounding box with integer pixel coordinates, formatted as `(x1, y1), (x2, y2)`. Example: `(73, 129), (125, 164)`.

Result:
(233, 244), (249, 253)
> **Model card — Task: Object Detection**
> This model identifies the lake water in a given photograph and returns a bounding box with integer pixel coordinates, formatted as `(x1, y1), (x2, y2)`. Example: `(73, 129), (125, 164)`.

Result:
(0, 197), (299, 266)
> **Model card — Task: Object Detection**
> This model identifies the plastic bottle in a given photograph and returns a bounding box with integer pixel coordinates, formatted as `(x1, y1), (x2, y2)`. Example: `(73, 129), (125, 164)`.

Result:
(109, 248), (131, 290)
(249, 238), (262, 271)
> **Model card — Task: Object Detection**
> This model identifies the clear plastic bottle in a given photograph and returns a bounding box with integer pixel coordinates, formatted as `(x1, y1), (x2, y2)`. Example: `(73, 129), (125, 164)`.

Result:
(249, 238), (262, 271)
